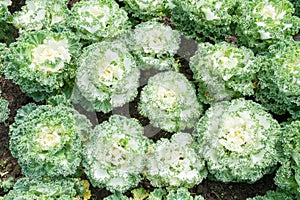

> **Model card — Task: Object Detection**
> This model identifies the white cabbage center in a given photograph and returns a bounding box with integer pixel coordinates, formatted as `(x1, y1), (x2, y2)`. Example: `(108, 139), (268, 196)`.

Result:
(30, 38), (71, 72)
(155, 86), (178, 110)
(218, 116), (253, 152)
(35, 125), (65, 150)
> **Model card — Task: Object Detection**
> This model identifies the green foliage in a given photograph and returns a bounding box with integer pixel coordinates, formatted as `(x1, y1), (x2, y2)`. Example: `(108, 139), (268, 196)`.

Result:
(255, 40), (300, 119)
(194, 98), (280, 183)
(190, 42), (258, 104)
(4, 178), (84, 200)
(139, 71), (203, 132)
(145, 132), (207, 188)
(83, 115), (151, 192)
(73, 40), (140, 113)
(9, 100), (92, 178)
(3, 29), (82, 101)
(275, 120), (300, 198)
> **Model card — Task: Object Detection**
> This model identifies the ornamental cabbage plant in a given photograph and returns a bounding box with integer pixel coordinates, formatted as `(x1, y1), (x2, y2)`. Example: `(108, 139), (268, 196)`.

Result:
(9, 100), (92, 178)
(83, 115), (151, 192)
(130, 21), (181, 71)
(12, 0), (70, 33)
(194, 98), (280, 183)
(4, 178), (84, 200)
(255, 40), (300, 119)
(69, 0), (130, 41)
(120, 0), (174, 19)
(73, 40), (140, 113)
(3, 30), (81, 101)
(139, 71), (202, 132)
(190, 42), (258, 104)
(145, 132), (207, 188)
(274, 120), (300, 198)
(172, 0), (237, 42)
(235, 0), (300, 51)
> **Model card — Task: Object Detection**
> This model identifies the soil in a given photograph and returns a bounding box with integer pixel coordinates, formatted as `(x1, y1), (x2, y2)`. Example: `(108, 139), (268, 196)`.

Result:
(1, 0), (299, 199)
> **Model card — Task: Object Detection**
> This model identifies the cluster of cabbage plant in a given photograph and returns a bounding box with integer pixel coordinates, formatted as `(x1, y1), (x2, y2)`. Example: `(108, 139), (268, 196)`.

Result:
(0, 0), (299, 199)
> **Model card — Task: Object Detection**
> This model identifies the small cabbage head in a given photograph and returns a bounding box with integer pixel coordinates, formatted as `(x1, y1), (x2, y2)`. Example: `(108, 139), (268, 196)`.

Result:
(9, 100), (92, 178)
(4, 178), (84, 200)
(139, 71), (203, 132)
(83, 115), (151, 192)
(3, 30), (81, 101)
(130, 21), (181, 71)
(146, 132), (207, 188)
(190, 42), (259, 104)
(69, 0), (130, 41)
(73, 40), (140, 113)
(255, 40), (300, 119)
(12, 0), (70, 33)
(235, 0), (300, 51)
(194, 98), (280, 183)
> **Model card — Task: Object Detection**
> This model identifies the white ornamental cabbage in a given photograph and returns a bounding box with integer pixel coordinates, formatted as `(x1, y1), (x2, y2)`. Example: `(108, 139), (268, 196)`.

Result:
(13, 0), (70, 33)
(73, 40), (140, 113)
(3, 30), (81, 101)
(194, 98), (280, 183)
(190, 42), (258, 104)
(172, 0), (237, 42)
(139, 71), (203, 132)
(235, 0), (300, 51)
(83, 115), (151, 192)
(131, 21), (181, 70)
(69, 0), (130, 41)
(146, 132), (207, 188)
